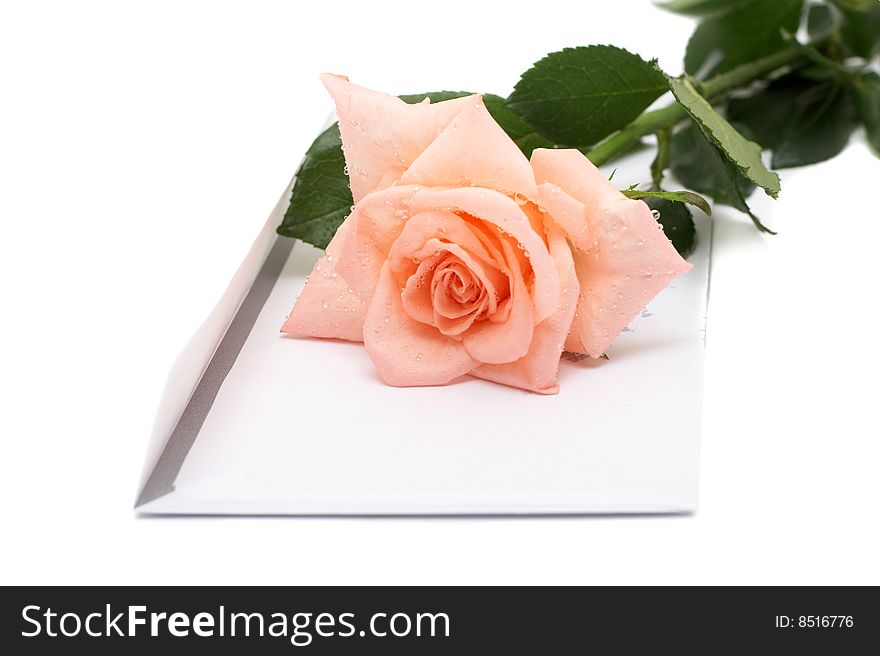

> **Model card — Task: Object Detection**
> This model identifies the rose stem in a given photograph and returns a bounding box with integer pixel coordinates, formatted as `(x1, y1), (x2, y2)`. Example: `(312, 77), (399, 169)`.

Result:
(585, 45), (809, 166)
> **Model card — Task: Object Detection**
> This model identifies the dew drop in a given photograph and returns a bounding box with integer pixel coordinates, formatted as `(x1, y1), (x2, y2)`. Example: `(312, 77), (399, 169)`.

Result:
(651, 209), (661, 220)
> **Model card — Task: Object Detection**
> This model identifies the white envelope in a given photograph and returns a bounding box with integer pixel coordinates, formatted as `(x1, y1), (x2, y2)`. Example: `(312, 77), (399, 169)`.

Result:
(136, 178), (711, 515)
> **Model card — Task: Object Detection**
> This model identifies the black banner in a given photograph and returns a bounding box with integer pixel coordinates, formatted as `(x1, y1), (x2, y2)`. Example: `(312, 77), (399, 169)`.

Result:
(1, 586), (876, 653)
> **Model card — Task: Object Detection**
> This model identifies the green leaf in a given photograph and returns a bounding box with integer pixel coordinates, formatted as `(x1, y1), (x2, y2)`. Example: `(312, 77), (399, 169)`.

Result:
(481, 95), (556, 156)
(684, 0), (803, 78)
(807, 2), (836, 39)
(507, 45), (669, 146)
(669, 75), (781, 198)
(277, 123), (353, 250)
(622, 188), (712, 216)
(833, 0), (879, 9)
(656, 0), (749, 16)
(771, 81), (858, 168)
(855, 72), (880, 156)
(670, 121), (774, 233)
(643, 196), (698, 258)
(832, 1), (880, 59)
(831, 0), (877, 11)
(726, 74), (817, 149)
(670, 121), (753, 208)
(780, 29), (854, 78)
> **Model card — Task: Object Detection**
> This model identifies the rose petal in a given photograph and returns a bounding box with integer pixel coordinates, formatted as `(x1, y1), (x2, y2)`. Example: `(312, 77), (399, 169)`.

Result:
(410, 187), (560, 323)
(398, 238), (504, 336)
(532, 149), (692, 357)
(399, 96), (539, 201)
(535, 182), (590, 252)
(531, 148), (621, 212)
(430, 241), (504, 299)
(335, 185), (421, 302)
(434, 289), (487, 323)
(386, 209), (497, 273)
(423, 243), (503, 317)
(281, 218), (366, 342)
(473, 218), (579, 394)
(462, 237), (534, 365)
(402, 239), (507, 337)
(399, 255), (441, 325)
(433, 289), (483, 336)
(363, 262), (478, 387)
(321, 74), (472, 202)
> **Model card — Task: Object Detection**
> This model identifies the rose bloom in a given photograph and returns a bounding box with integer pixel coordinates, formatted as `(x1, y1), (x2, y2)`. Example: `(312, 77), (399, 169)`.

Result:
(282, 75), (691, 394)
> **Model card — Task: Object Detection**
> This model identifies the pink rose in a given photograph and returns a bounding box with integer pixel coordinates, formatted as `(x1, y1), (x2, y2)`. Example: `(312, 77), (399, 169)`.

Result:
(282, 75), (691, 394)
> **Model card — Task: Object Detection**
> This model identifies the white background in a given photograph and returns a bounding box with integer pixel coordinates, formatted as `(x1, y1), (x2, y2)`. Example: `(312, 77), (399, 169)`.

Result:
(1, 0), (878, 584)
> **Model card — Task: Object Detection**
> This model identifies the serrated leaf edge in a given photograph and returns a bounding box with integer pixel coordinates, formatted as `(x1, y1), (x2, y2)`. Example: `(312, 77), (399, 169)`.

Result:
(669, 75), (781, 198)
